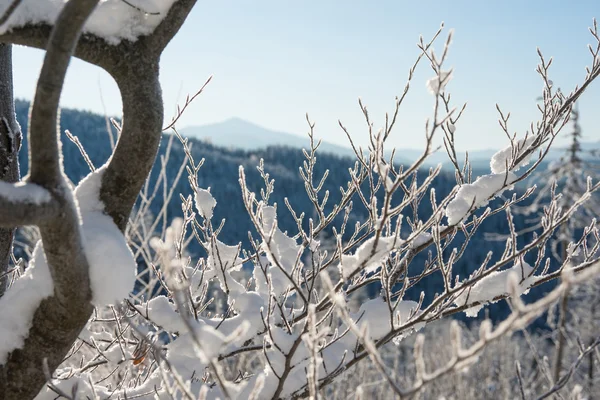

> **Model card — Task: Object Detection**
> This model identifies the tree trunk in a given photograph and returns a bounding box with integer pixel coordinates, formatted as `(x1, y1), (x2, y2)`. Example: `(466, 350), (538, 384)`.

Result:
(0, 44), (21, 297)
(0, 1), (198, 397)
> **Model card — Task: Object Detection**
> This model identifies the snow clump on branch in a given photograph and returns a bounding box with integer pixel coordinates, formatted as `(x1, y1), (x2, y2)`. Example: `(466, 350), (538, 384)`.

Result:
(74, 167), (137, 306)
(0, 167), (136, 364)
(0, 0), (178, 45)
(445, 172), (518, 225)
(454, 260), (537, 317)
(490, 135), (537, 174)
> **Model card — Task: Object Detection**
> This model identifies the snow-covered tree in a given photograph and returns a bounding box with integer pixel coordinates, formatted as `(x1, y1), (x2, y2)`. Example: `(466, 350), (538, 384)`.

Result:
(0, 2), (600, 399)
(518, 104), (600, 260)
(0, 0), (197, 398)
(496, 102), (600, 386)
(519, 103), (600, 390)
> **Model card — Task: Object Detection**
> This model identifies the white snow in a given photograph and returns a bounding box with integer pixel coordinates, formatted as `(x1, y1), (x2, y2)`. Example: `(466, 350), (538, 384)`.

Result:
(140, 295), (187, 332)
(447, 122), (456, 134)
(308, 238), (320, 251)
(445, 134), (537, 224)
(194, 187), (216, 220)
(410, 231), (432, 249)
(80, 211), (136, 305)
(256, 205), (303, 296)
(205, 239), (245, 295)
(252, 296), (424, 398)
(0, 243), (53, 364)
(445, 172), (517, 225)
(340, 235), (400, 278)
(149, 217), (183, 270)
(0, 181), (51, 204)
(349, 297), (421, 341)
(454, 260), (536, 317)
(426, 70), (453, 95)
(260, 205), (301, 275)
(0, 168), (137, 364)
(168, 322), (226, 367)
(375, 160), (394, 190)
(74, 168), (137, 306)
(0, 0), (178, 45)
(490, 135), (537, 174)
(34, 375), (112, 400)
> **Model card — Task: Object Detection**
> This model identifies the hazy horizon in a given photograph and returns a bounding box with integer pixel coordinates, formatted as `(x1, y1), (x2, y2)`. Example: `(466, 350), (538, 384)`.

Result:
(15, 96), (598, 154)
(12, 1), (600, 151)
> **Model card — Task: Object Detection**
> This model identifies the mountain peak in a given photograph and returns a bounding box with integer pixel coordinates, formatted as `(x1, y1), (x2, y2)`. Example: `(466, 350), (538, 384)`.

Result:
(221, 116), (256, 126)
(180, 118), (355, 156)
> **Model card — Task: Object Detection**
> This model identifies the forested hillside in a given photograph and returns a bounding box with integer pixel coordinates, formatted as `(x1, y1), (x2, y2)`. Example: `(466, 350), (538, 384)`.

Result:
(14, 100), (554, 323)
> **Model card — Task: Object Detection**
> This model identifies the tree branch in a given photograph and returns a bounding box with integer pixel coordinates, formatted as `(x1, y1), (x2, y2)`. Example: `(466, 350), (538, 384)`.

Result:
(0, 23), (130, 72)
(99, 0), (198, 230)
(0, 0), (23, 27)
(28, 0), (99, 185)
(147, 0), (198, 52)
(0, 2), (199, 397)
(0, 43), (20, 297)
(0, 181), (60, 226)
(0, 1), (199, 231)
(101, 70), (163, 230)
(0, 1), (99, 398)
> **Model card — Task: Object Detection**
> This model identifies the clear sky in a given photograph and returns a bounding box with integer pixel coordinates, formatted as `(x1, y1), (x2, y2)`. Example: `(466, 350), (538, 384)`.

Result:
(11, 0), (600, 151)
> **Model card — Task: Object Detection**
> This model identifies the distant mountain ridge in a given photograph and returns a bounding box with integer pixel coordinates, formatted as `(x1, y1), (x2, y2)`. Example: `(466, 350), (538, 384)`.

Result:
(182, 117), (600, 170)
(181, 118), (357, 157)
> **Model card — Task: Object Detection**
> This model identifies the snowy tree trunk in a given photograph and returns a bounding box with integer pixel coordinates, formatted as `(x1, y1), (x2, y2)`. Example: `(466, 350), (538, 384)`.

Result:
(0, 44), (20, 297)
(0, 1), (198, 398)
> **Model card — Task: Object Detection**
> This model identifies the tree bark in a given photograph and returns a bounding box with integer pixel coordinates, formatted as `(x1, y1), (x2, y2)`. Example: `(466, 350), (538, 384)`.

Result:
(0, 44), (21, 297)
(0, 1), (98, 397)
(0, 1), (198, 398)
(101, 62), (163, 231)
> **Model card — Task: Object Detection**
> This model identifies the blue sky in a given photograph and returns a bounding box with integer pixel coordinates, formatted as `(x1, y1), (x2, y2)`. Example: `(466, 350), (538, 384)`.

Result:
(12, 0), (600, 151)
